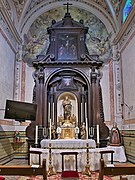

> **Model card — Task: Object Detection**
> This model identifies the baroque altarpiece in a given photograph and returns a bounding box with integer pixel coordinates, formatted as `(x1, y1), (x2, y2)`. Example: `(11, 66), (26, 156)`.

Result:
(27, 7), (109, 144)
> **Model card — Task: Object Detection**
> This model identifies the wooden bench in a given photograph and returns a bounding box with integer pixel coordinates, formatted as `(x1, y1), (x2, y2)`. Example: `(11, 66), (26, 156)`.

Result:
(0, 159), (47, 180)
(98, 158), (135, 180)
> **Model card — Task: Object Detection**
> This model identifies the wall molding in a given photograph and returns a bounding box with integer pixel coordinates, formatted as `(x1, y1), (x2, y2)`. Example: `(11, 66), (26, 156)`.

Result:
(0, 0), (22, 48)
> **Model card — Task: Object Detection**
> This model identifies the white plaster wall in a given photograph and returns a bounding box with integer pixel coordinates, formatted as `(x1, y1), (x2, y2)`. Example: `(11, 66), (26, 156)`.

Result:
(121, 35), (135, 121)
(101, 65), (111, 122)
(25, 65), (35, 103)
(0, 33), (15, 119)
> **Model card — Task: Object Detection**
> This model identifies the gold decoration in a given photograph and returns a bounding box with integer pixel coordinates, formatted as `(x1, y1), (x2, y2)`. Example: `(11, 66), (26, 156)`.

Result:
(61, 127), (75, 139)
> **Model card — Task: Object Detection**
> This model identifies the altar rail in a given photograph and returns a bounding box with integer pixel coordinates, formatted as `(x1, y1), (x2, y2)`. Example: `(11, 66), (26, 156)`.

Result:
(99, 158), (135, 180)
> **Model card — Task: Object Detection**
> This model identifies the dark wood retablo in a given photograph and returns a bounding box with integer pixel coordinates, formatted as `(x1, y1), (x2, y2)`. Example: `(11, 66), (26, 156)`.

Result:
(29, 5), (109, 143)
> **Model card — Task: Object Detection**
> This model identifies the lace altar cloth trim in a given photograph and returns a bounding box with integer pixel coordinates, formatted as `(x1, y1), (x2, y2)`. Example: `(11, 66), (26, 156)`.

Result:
(41, 139), (96, 149)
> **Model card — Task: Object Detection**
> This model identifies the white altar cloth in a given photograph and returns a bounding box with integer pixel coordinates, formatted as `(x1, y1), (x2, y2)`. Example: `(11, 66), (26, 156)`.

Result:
(40, 139), (96, 149)
(30, 148), (98, 172)
(105, 146), (127, 162)
(30, 145), (127, 172)
(30, 143), (127, 172)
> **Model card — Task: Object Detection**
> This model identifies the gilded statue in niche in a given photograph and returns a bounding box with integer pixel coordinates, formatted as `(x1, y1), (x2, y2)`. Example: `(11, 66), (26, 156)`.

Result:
(62, 96), (72, 120)
(58, 96), (77, 127)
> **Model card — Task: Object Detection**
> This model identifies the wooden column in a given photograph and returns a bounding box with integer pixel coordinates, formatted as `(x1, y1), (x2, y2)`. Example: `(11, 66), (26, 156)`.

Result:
(95, 70), (101, 125)
(91, 67), (98, 126)
(36, 68), (44, 126)
(81, 87), (85, 124)
(91, 68), (109, 140)
(50, 87), (54, 123)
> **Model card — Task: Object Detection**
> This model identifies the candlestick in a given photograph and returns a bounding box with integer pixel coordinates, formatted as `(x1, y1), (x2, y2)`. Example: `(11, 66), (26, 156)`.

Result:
(50, 119), (51, 140)
(35, 125), (38, 145)
(82, 142), (91, 176)
(89, 127), (94, 139)
(85, 118), (88, 139)
(97, 124), (99, 144)
(48, 143), (56, 176)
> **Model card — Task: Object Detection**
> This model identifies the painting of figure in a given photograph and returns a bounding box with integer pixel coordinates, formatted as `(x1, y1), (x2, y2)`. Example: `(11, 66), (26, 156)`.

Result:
(57, 34), (78, 60)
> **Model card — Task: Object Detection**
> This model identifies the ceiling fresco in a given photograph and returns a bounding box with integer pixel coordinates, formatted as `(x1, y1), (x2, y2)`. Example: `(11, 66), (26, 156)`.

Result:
(2, 1), (122, 27)
(22, 6), (112, 66)
(13, 0), (26, 19)
(111, 0), (122, 18)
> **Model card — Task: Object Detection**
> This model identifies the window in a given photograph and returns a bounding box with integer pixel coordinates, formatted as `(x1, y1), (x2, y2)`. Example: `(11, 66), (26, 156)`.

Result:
(123, 0), (133, 22)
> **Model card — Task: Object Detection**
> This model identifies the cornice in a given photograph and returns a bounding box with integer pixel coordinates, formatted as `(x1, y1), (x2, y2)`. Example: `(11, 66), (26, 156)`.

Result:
(0, 0), (22, 44)
(113, 4), (135, 46)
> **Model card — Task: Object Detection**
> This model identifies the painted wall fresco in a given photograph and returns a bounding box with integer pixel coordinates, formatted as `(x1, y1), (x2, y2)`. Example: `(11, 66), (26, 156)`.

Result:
(22, 7), (112, 66)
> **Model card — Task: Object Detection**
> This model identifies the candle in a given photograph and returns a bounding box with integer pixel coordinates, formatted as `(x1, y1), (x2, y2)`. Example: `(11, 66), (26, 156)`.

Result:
(53, 102), (54, 122)
(50, 119), (51, 140)
(48, 102), (50, 121)
(85, 118), (88, 139)
(44, 127), (46, 134)
(81, 103), (82, 122)
(43, 127), (44, 136)
(85, 102), (87, 118)
(35, 125), (38, 145)
(97, 124), (99, 144)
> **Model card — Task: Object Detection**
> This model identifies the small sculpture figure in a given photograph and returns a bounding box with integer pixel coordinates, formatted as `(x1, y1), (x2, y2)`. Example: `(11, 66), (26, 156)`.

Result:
(75, 124), (79, 139)
(80, 122), (86, 139)
(56, 125), (61, 139)
(110, 122), (121, 146)
(58, 114), (64, 124)
(71, 114), (76, 125)
(62, 96), (72, 120)
(15, 131), (20, 142)
(51, 123), (56, 139)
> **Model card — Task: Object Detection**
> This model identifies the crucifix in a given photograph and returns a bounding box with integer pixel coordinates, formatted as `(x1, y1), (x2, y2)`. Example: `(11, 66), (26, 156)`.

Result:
(63, 2), (72, 14)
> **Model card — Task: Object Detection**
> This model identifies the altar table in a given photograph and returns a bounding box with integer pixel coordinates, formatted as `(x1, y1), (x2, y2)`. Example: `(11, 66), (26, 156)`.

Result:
(104, 146), (127, 162)
(30, 145), (127, 172)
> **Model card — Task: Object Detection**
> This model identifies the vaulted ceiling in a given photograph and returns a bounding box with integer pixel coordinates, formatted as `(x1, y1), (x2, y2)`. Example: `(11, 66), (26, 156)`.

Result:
(3, 0), (124, 34)
(1, 0), (125, 64)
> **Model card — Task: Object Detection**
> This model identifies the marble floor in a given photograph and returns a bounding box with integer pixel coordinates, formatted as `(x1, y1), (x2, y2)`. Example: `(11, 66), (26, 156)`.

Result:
(5, 158), (28, 166)
(2, 159), (135, 180)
